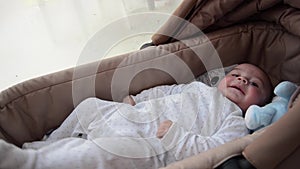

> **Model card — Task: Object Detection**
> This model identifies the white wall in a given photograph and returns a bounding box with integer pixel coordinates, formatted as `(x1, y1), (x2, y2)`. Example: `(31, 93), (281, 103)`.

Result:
(0, 0), (181, 91)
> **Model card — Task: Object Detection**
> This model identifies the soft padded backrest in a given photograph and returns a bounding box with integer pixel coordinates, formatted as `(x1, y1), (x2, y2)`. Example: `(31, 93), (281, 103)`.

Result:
(152, 0), (300, 44)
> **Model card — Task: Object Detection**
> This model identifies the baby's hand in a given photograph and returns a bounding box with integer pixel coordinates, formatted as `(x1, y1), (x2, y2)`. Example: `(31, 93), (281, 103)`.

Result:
(122, 95), (136, 106)
(156, 120), (173, 139)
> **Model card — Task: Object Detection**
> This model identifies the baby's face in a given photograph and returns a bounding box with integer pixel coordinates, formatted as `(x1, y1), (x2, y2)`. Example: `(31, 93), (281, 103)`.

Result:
(217, 64), (272, 112)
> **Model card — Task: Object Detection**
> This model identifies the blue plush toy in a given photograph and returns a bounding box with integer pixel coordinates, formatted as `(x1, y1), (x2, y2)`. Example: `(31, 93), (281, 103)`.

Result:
(245, 81), (298, 131)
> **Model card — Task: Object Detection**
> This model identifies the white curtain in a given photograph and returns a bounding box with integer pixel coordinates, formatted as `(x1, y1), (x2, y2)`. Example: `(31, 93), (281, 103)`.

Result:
(0, 0), (181, 91)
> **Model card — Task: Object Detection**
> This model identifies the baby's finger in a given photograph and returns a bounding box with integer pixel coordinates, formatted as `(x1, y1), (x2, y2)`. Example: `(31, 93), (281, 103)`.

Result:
(156, 128), (166, 138)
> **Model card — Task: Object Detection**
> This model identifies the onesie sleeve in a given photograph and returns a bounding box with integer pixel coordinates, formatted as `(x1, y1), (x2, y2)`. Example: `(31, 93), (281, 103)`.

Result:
(161, 110), (248, 161)
(131, 83), (187, 103)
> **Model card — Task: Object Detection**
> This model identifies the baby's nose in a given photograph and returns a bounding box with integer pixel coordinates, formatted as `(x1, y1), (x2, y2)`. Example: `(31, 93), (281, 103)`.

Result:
(237, 76), (248, 84)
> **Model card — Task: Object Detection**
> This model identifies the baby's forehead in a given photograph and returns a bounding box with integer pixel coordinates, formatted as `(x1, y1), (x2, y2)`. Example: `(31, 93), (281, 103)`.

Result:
(230, 64), (269, 82)
(233, 64), (265, 76)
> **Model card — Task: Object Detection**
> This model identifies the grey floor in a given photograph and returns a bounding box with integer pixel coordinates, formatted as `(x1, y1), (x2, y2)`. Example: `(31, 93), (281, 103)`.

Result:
(0, 0), (182, 91)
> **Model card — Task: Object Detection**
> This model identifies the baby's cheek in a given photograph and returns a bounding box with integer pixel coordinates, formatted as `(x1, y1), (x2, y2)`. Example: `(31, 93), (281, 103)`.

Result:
(249, 89), (264, 104)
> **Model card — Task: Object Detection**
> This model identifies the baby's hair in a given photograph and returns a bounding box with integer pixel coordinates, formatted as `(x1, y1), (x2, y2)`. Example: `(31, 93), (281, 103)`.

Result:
(261, 69), (274, 104)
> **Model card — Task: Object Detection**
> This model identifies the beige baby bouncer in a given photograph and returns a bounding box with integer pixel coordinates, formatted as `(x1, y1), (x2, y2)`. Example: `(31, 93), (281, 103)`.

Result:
(1, 0), (300, 168)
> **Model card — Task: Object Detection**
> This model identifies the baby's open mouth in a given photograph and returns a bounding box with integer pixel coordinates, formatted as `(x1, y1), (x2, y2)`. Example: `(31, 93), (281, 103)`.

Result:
(230, 86), (245, 95)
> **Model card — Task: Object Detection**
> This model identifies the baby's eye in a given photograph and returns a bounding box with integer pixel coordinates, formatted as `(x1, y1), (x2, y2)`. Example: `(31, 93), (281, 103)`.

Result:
(231, 74), (239, 77)
(250, 82), (259, 88)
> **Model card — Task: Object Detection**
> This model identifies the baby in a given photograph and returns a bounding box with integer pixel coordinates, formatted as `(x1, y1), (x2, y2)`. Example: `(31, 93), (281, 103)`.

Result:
(124, 63), (273, 139)
(1, 63), (273, 169)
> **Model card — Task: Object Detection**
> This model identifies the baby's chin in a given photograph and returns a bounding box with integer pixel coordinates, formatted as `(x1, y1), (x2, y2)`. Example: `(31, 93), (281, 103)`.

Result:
(220, 91), (247, 111)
